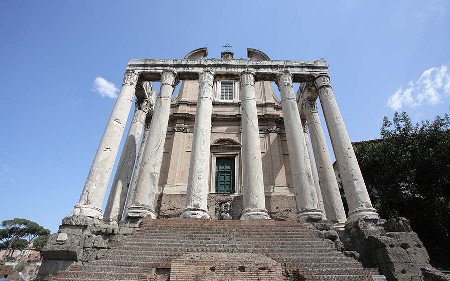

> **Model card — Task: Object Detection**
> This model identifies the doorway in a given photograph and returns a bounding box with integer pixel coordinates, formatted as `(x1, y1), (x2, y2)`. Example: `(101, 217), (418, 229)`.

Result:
(215, 157), (235, 194)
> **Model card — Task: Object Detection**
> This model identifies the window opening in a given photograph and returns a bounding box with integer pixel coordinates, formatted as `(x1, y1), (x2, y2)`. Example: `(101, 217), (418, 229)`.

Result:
(220, 81), (234, 101)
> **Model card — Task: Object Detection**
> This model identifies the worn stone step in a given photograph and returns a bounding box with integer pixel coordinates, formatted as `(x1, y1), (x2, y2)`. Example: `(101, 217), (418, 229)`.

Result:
(307, 274), (373, 281)
(47, 219), (382, 281)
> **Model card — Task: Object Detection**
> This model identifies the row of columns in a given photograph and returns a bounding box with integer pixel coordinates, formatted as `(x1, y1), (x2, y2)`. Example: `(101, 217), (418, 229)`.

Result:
(72, 68), (378, 225)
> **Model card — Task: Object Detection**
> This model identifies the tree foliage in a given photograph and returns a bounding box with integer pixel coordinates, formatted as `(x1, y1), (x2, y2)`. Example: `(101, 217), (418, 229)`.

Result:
(32, 234), (50, 251)
(355, 112), (450, 267)
(0, 218), (50, 259)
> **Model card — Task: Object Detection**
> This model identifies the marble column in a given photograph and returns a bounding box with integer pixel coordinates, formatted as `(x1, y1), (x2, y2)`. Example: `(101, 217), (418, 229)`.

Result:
(304, 99), (347, 225)
(73, 70), (139, 219)
(181, 71), (214, 219)
(239, 71), (270, 220)
(123, 118), (151, 219)
(276, 71), (323, 221)
(103, 98), (149, 223)
(302, 120), (326, 219)
(128, 70), (178, 218)
(315, 75), (378, 223)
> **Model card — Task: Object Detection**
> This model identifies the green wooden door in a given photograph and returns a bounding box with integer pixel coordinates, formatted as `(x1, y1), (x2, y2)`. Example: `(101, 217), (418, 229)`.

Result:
(215, 158), (235, 193)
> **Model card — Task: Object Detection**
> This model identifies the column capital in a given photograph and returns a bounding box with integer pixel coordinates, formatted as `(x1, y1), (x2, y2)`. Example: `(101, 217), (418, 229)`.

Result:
(199, 70), (214, 86)
(314, 75), (332, 90)
(276, 71), (293, 88)
(302, 99), (319, 113)
(123, 70), (139, 86)
(240, 71), (255, 86)
(161, 70), (179, 86)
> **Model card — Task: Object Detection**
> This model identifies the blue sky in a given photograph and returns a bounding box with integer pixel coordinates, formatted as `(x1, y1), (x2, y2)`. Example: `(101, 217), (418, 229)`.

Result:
(0, 1), (449, 232)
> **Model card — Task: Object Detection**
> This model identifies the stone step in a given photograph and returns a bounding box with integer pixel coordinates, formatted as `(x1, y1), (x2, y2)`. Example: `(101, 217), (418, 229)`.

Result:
(68, 265), (143, 273)
(124, 238), (331, 244)
(121, 243), (334, 250)
(91, 254), (356, 265)
(58, 271), (141, 279)
(48, 219), (381, 281)
(308, 275), (372, 281)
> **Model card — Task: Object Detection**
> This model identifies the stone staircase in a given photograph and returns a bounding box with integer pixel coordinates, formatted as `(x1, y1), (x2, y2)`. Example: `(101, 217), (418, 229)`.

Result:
(48, 219), (381, 281)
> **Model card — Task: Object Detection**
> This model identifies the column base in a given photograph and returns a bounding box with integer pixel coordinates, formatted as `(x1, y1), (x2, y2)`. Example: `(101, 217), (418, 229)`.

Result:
(126, 205), (157, 219)
(72, 204), (103, 219)
(346, 207), (379, 225)
(297, 209), (324, 222)
(240, 209), (271, 220)
(181, 208), (211, 219)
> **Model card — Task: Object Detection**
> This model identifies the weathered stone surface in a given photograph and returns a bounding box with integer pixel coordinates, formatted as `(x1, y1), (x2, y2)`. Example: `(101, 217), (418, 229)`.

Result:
(239, 71), (269, 220)
(170, 252), (283, 280)
(314, 75), (379, 223)
(340, 217), (436, 281)
(182, 71), (214, 219)
(37, 217), (137, 280)
(277, 71), (322, 222)
(384, 217), (412, 232)
(129, 70), (178, 218)
(302, 97), (347, 225)
(103, 98), (149, 223)
(73, 70), (138, 219)
(422, 267), (450, 281)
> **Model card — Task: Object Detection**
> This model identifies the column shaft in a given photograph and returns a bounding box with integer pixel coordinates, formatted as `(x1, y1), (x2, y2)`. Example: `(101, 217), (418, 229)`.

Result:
(303, 122), (327, 218)
(182, 71), (214, 219)
(277, 72), (322, 221)
(128, 70), (178, 218)
(124, 119), (150, 218)
(103, 99), (148, 223)
(315, 75), (378, 223)
(304, 99), (347, 224)
(73, 70), (138, 219)
(240, 72), (270, 220)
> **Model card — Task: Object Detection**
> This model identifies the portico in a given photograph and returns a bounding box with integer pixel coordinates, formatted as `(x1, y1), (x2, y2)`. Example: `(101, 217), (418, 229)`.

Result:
(71, 48), (378, 225)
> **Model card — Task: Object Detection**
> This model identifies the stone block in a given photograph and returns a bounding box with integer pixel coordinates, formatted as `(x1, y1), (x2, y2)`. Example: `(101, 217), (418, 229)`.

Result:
(421, 267), (450, 281)
(41, 233), (84, 261)
(36, 260), (76, 281)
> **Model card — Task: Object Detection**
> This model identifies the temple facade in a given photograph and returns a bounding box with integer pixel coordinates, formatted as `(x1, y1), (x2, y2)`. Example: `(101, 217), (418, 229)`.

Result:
(39, 49), (440, 281)
(72, 47), (378, 226)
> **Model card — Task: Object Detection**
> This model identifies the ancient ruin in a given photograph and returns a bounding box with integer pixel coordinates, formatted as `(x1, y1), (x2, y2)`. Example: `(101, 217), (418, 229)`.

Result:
(38, 48), (445, 281)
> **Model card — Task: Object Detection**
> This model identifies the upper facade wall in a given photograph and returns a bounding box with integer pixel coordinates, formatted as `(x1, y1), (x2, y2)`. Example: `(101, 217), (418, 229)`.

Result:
(172, 48), (281, 113)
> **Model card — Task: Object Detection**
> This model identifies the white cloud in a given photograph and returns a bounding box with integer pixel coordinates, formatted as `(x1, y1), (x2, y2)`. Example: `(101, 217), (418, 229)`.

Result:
(387, 65), (450, 111)
(93, 76), (118, 99)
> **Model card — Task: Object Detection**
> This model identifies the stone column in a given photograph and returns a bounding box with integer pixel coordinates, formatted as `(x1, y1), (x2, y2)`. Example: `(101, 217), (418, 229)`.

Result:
(239, 71), (270, 220)
(181, 71), (214, 219)
(303, 99), (347, 225)
(315, 75), (378, 223)
(302, 120), (326, 218)
(128, 70), (178, 218)
(123, 118), (151, 219)
(73, 70), (139, 219)
(103, 98), (149, 223)
(276, 71), (323, 221)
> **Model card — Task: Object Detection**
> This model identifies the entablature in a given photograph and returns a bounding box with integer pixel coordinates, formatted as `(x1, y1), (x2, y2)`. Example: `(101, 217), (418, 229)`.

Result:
(127, 58), (329, 83)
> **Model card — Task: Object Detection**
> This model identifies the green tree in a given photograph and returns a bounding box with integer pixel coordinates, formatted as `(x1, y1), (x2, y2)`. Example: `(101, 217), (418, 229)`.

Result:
(0, 218), (50, 260)
(32, 234), (50, 251)
(355, 112), (450, 268)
